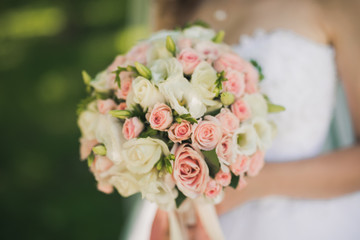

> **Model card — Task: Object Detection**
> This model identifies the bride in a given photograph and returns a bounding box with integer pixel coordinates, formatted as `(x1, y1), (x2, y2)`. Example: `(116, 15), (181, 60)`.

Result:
(128, 0), (360, 239)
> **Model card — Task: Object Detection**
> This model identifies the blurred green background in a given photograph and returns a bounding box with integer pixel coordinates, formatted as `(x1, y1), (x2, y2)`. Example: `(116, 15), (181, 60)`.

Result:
(0, 0), (150, 239)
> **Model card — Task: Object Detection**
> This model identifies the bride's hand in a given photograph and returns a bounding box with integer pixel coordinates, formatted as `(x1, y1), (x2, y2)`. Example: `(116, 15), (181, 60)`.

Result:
(150, 208), (211, 240)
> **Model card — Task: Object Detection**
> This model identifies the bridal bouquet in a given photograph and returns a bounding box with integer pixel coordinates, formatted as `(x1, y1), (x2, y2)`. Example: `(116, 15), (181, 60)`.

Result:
(77, 23), (284, 239)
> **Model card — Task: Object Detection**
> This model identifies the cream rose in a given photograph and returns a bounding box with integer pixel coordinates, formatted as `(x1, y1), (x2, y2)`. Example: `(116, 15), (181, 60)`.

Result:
(109, 171), (141, 197)
(122, 137), (170, 174)
(147, 103), (173, 131)
(192, 116), (222, 151)
(232, 123), (257, 156)
(90, 71), (113, 93)
(173, 144), (209, 198)
(126, 76), (165, 109)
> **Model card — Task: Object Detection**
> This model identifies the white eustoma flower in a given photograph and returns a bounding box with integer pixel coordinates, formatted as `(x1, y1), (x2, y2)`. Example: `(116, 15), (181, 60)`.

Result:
(233, 123), (257, 156)
(122, 137), (170, 174)
(126, 76), (164, 109)
(252, 117), (273, 150)
(95, 114), (126, 164)
(90, 70), (112, 92)
(141, 172), (178, 210)
(191, 61), (222, 109)
(146, 40), (173, 64)
(78, 102), (100, 140)
(158, 75), (207, 118)
(150, 57), (183, 85)
(244, 93), (268, 119)
(183, 26), (216, 41)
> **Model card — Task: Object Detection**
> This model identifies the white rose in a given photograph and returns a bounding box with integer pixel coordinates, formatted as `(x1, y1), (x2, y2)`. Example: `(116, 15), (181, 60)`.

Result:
(90, 71), (113, 92)
(95, 115), (126, 164)
(78, 103), (100, 140)
(146, 40), (173, 64)
(252, 117), (273, 150)
(108, 170), (141, 197)
(183, 26), (216, 41)
(233, 123), (257, 155)
(126, 76), (165, 109)
(150, 57), (183, 85)
(140, 172), (178, 210)
(122, 137), (170, 174)
(191, 61), (222, 109)
(158, 75), (207, 118)
(244, 93), (268, 119)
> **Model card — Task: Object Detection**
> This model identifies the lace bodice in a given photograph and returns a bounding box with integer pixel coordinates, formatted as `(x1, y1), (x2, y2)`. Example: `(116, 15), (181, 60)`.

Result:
(232, 29), (338, 162)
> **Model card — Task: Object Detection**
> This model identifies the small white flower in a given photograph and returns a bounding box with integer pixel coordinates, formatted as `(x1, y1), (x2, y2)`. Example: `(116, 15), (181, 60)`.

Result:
(122, 137), (170, 174)
(126, 76), (165, 109)
(252, 117), (273, 150)
(233, 123), (257, 156)
(90, 71), (112, 92)
(244, 93), (268, 119)
(150, 57), (183, 85)
(183, 26), (216, 41)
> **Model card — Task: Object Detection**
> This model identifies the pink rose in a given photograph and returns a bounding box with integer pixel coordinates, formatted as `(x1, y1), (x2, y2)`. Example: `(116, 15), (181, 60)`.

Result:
(231, 99), (251, 121)
(168, 120), (192, 143)
(115, 71), (133, 99)
(230, 154), (249, 176)
(122, 117), (144, 140)
(247, 150), (265, 177)
(116, 102), (127, 110)
(244, 62), (259, 94)
(107, 55), (127, 72)
(214, 53), (247, 72)
(215, 170), (231, 187)
(192, 116), (222, 151)
(97, 182), (114, 194)
(223, 70), (246, 98)
(205, 179), (222, 198)
(97, 99), (117, 114)
(178, 38), (192, 50)
(216, 134), (235, 165)
(173, 144), (209, 198)
(90, 156), (114, 194)
(216, 108), (240, 134)
(126, 42), (150, 65)
(80, 138), (98, 160)
(177, 48), (202, 75)
(147, 103), (173, 131)
(195, 41), (219, 62)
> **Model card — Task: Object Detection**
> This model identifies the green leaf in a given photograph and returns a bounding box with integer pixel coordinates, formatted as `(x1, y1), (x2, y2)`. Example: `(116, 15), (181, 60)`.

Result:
(87, 152), (95, 167)
(229, 172), (240, 189)
(166, 35), (176, 56)
(178, 114), (198, 124)
(267, 103), (286, 113)
(92, 144), (106, 156)
(139, 127), (158, 138)
(76, 96), (96, 116)
(201, 149), (221, 178)
(112, 66), (127, 88)
(130, 104), (147, 122)
(212, 30), (225, 43)
(214, 71), (228, 96)
(175, 187), (187, 208)
(82, 70), (92, 93)
(183, 20), (210, 29)
(135, 62), (152, 80)
(250, 59), (265, 81)
(109, 110), (132, 119)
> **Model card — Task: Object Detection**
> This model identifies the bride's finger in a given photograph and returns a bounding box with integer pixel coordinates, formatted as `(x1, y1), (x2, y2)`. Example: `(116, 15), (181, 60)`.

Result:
(150, 209), (170, 240)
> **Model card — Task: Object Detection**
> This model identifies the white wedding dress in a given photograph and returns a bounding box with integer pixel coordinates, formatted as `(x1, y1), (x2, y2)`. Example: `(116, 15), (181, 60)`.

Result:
(125, 29), (360, 240)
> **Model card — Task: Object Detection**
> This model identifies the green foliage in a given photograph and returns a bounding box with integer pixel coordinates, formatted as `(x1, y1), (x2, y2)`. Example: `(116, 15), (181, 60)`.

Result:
(182, 20), (210, 29)
(229, 172), (240, 189)
(268, 103), (286, 113)
(134, 62), (152, 80)
(212, 30), (225, 43)
(201, 149), (221, 178)
(76, 96), (96, 115)
(175, 113), (198, 124)
(214, 71), (228, 96)
(92, 144), (106, 156)
(250, 59), (265, 81)
(139, 126), (158, 138)
(175, 187), (187, 208)
(87, 152), (95, 167)
(112, 66), (127, 88)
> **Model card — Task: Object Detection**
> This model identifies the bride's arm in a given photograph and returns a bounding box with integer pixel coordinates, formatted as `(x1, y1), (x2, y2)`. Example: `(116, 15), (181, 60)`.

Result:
(218, 1), (360, 215)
